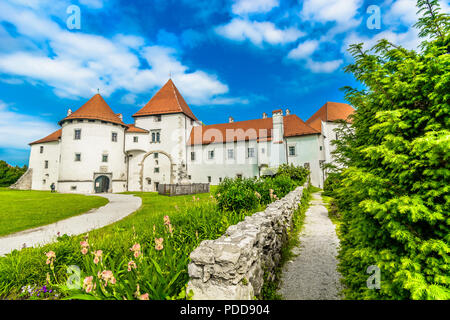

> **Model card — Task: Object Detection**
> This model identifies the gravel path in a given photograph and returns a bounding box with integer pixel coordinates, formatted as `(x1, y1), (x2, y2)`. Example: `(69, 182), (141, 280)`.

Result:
(278, 192), (342, 300)
(0, 193), (142, 256)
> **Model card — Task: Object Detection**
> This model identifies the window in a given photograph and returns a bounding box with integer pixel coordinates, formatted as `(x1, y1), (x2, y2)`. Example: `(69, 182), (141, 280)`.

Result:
(320, 146), (323, 151)
(40, 146), (44, 154)
(261, 148), (265, 154)
(154, 167), (159, 173)
(190, 119), (194, 125)
(74, 129), (81, 140)
(247, 147), (255, 158)
(191, 152), (195, 161)
(154, 153), (158, 159)
(75, 153), (81, 162)
(236, 174), (242, 179)
(42, 179), (46, 184)
(151, 130), (160, 143)
(102, 155), (108, 163)
(207, 176), (211, 183)
(289, 146), (296, 156)
(133, 136), (138, 143)
(44, 160), (48, 169)
(227, 149), (234, 159)
(71, 186), (77, 191)
(155, 115), (161, 122)
(208, 150), (214, 159)
(219, 177), (222, 183)
(335, 132), (340, 140)
(188, 175), (191, 180)
(112, 132), (118, 142)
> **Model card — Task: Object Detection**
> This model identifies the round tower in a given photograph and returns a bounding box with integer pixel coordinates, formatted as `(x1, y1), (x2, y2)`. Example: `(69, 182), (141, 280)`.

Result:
(57, 94), (128, 193)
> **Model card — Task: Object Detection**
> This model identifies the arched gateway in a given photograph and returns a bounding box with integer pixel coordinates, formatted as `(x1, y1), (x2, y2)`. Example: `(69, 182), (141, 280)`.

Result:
(139, 150), (176, 191)
(94, 175), (110, 193)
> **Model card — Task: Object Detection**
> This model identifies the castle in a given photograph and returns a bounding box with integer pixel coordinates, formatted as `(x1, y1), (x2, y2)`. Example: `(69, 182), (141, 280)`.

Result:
(21, 79), (354, 193)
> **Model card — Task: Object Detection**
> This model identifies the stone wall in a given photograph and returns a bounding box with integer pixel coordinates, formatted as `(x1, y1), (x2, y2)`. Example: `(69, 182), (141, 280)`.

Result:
(186, 181), (309, 300)
(10, 168), (33, 190)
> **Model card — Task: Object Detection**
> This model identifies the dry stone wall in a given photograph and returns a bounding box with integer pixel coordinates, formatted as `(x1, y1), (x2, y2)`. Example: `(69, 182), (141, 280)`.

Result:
(186, 181), (309, 300)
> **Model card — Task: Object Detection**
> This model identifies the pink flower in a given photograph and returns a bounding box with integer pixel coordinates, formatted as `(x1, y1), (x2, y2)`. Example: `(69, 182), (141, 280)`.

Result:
(127, 260), (137, 272)
(130, 243), (142, 258)
(100, 270), (116, 287)
(138, 293), (149, 300)
(81, 247), (88, 255)
(45, 251), (56, 266)
(83, 276), (95, 293)
(154, 238), (164, 251)
(80, 241), (89, 248)
(163, 215), (171, 225)
(93, 250), (102, 264)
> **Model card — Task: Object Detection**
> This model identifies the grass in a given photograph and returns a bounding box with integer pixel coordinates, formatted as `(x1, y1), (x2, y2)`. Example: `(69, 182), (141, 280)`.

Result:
(0, 188), (109, 237)
(321, 193), (343, 238)
(0, 189), (224, 299)
(259, 185), (313, 300)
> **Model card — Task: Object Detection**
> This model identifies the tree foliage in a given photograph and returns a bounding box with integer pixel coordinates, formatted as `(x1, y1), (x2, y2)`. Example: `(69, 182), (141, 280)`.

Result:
(0, 160), (27, 187)
(331, 0), (449, 299)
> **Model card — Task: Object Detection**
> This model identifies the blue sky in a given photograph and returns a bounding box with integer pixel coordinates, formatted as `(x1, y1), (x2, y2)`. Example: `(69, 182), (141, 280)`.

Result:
(0, 0), (448, 166)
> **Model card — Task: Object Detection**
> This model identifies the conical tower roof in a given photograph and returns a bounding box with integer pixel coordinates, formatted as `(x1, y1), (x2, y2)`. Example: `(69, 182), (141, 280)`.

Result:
(133, 79), (198, 121)
(59, 94), (125, 126)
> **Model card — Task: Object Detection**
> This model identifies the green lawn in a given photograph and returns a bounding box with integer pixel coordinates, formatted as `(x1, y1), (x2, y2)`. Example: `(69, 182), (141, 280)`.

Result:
(0, 188), (109, 237)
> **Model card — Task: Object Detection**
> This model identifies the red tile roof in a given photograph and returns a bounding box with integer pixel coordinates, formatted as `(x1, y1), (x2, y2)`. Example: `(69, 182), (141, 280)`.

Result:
(306, 102), (354, 131)
(29, 129), (62, 145)
(133, 79), (198, 121)
(126, 124), (149, 133)
(188, 114), (319, 145)
(59, 94), (126, 126)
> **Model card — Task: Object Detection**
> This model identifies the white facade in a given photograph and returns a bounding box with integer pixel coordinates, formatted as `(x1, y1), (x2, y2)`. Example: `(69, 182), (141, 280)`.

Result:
(27, 82), (351, 193)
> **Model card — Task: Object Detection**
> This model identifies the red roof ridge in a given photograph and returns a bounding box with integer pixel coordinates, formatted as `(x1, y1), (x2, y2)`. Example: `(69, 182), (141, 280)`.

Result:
(59, 93), (126, 126)
(133, 79), (198, 121)
(29, 129), (62, 145)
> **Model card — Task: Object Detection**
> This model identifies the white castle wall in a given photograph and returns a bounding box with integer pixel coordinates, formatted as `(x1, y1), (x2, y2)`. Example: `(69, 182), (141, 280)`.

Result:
(29, 141), (60, 190)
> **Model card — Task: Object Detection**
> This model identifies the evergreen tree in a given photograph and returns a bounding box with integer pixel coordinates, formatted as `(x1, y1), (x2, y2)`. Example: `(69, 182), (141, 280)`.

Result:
(0, 160), (27, 187)
(333, 0), (449, 299)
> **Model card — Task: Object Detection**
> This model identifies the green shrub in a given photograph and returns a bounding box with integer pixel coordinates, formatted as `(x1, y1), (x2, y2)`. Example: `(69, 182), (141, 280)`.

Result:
(215, 178), (260, 212)
(275, 164), (309, 183)
(323, 172), (342, 197)
(331, 1), (450, 300)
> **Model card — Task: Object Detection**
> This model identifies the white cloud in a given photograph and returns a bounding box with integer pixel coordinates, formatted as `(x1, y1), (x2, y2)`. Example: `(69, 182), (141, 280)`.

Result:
(384, 0), (450, 26)
(306, 59), (343, 73)
(0, 1), (242, 106)
(0, 100), (59, 149)
(231, 0), (279, 15)
(288, 40), (319, 59)
(215, 18), (304, 45)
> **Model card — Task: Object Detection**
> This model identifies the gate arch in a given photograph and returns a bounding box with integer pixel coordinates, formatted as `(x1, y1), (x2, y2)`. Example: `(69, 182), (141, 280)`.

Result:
(139, 150), (175, 191)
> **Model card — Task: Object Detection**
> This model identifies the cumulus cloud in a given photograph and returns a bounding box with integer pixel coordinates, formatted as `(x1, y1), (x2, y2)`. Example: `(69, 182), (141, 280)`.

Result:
(231, 0), (279, 15)
(287, 40), (319, 59)
(306, 59), (343, 73)
(215, 18), (304, 46)
(301, 0), (363, 30)
(0, 1), (241, 106)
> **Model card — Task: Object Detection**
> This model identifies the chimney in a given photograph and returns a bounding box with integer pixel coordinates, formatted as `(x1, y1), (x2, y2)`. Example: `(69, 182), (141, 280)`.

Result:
(67, 108), (72, 116)
(285, 108), (290, 115)
(262, 112), (267, 119)
(270, 109), (286, 167)
(117, 113), (123, 121)
(229, 116), (234, 123)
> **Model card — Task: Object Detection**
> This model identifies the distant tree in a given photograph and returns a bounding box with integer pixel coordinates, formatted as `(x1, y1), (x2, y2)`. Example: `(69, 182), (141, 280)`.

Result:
(0, 160), (28, 187)
(331, 0), (449, 299)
